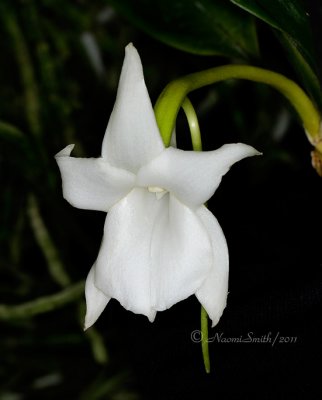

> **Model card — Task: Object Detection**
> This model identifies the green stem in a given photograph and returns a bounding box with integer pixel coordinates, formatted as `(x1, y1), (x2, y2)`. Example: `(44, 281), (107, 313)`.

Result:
(26, 194), (108, 363)
(181, 97), (210, 373)
(201, 306), (210, 374)
(27, 194), (71, 287)
(78, 302), (109, 364)
(0, 121), (24, 140)
(182, 97), (202, 152)
(1, 3), (41, 138)
(0, 281), (84, 320)
(154, 65), (321, 151)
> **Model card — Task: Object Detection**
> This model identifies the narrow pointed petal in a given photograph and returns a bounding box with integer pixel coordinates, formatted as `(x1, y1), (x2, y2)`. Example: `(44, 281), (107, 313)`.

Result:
(55, 144), (135, 212)
(94, 189), (212, 319)
(137, 143), (261, 208)
(195, 206), (229, 327)
(84, 267), (110, 330)
(102, 43), (164, 172)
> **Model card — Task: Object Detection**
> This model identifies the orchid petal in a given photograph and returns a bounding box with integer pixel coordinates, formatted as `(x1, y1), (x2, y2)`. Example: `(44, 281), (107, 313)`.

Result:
(137, 143), (260, 208)
(93, 188), (212, 319)
(150, 194), (212, 311)
(195, 206), (229, 327)
(84, 266), (110, 330)
(55, 144), (135, 212)
(102, 43), (164, 173)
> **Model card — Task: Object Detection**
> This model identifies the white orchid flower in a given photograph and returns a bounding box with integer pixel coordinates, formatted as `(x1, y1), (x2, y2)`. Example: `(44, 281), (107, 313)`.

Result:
(55, 43), (260, 330)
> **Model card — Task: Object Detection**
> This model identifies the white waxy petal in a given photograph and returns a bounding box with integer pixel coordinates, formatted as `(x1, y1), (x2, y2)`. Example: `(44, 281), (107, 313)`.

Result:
(137, 143), (260, 208)
(195, 206), (229, 327)
(102, 43), (164, 173)
(84, 266), (110, 330)
(55, 144), (135, 212)
(149, 194), (212, 311)
(93, 188), (212, 320)
(94, 189), (160, 321)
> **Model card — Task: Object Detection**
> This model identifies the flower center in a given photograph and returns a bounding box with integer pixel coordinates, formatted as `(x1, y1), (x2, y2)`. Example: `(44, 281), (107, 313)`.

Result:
(147, 186), (167, 199)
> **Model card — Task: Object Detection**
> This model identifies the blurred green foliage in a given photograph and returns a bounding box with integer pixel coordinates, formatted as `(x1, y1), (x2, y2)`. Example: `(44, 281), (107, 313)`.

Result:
(0, 0), (142, 397)
(109, 0), (259, 58)
(231, 0), (322, 108)
(0, 0), (321, 398)
(110, 0), (322, 109)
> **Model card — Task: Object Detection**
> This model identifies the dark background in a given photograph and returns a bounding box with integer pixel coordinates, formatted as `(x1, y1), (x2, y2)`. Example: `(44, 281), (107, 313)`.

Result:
(1, 1), (322, 399)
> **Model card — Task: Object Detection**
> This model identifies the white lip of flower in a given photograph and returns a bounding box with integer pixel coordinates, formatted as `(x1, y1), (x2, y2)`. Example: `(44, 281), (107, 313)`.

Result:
(55, 43), (261, 330)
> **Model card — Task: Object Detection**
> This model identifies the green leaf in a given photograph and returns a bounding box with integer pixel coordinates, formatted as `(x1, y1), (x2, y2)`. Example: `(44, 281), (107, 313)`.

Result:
(109, 0), (259, 59)
(231, 0), (322, 108)
(277, 31), (322, 110)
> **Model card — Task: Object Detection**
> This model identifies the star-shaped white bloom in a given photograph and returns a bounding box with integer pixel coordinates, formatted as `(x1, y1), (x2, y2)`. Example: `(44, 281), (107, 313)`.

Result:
(55, 43), (260, 330)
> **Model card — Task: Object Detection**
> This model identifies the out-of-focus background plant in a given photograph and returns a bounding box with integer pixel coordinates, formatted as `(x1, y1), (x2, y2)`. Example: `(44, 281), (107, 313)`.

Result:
(1, 0), (322, 398)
